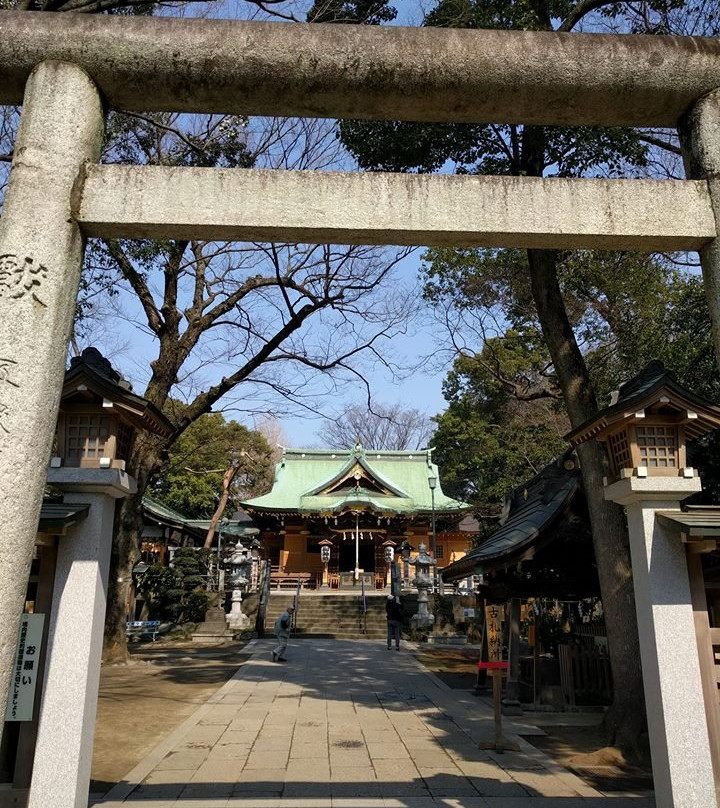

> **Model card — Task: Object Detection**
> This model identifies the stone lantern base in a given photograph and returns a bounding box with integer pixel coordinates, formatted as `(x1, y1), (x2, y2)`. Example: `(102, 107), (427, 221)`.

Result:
(411, 613), (435, 630)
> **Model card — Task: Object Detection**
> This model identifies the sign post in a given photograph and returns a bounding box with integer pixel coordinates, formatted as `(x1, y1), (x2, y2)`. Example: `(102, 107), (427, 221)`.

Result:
(480, 603), (509, 752)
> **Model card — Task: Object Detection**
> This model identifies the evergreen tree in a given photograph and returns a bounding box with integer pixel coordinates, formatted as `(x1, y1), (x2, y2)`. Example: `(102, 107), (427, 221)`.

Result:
(335, 0), (717, 751)
(152, 412), (274, 520)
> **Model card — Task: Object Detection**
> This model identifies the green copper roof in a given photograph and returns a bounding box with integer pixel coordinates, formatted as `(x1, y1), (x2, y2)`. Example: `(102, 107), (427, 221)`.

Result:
(38, 502), (90, 533)
(142, 496), (257, 537)
(242, 444), (469, 517)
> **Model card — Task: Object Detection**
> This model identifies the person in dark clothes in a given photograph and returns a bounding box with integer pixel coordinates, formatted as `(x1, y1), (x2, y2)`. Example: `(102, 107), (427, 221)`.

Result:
(272, 604), (295, 662)
(386, 595), (403, 650)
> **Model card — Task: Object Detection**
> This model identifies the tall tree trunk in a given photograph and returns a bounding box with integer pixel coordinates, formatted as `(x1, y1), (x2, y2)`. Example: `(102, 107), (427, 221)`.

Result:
(528, 246), (646, 751)
(103, 439), (164, 663)
(203, 464), (240, 549)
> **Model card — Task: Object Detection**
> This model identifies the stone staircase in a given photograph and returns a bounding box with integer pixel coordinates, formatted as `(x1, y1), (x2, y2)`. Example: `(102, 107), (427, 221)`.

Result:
(265, 592), (391, 640)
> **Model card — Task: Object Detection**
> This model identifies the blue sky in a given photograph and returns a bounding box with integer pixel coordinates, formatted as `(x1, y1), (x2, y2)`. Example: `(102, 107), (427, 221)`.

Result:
(78, 241), (455, 451)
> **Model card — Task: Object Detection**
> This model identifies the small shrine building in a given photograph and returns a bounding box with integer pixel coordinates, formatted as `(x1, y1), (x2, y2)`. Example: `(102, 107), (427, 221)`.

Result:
(242, 443), (472, 589)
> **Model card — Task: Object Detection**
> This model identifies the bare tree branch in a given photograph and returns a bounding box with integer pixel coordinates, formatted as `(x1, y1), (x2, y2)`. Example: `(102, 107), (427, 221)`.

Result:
(558, 0), (622, 32)
(102, 239), (164, 335)
(639, 133), (682, 156)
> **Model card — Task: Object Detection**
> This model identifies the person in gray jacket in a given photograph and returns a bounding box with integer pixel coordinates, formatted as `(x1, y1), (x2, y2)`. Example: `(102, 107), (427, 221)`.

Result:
(272, 604), (295, 662)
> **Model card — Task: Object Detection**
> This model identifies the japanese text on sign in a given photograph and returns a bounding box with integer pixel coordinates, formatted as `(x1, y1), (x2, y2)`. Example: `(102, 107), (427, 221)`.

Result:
(5, 614), (44, 722)
(485, 604), (505, 662)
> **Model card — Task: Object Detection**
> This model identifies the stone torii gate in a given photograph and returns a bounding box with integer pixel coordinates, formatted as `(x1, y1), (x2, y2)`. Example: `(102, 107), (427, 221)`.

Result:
(2, 11), (720, 807)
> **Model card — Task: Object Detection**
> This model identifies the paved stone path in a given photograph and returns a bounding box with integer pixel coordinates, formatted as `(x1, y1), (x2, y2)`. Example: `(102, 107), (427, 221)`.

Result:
(92, 639), (655, 808)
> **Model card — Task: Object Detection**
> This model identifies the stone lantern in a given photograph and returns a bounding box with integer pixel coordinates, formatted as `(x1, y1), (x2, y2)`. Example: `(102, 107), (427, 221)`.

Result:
(226, 540), (251, 630)
(410, 542), (436, 630)
(570, 361), (719, 487)
(51, 347), (170, 472)
(30, 348), (173, 807)
(567, 361), (720, 808)
(318, 538), (333, 589)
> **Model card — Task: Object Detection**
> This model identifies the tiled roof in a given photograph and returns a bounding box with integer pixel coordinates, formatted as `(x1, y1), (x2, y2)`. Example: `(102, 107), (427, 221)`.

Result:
(656, 507), (720, 538)
(242, 444), (469, 517)
(63, 349), (173, 439)
(441, 452), (581, 581)
(38, 502), (90, 532)
(38, 496), (256, 539)
(567, 360), (720, 446)
(142, 497), (258, 537)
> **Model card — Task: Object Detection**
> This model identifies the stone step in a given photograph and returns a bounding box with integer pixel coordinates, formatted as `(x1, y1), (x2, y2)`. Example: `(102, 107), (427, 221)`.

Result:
(287, 612), (387, 620)
(295, 610), (387, 616)
(294, 628), (388, 634)
(291, 633), (388, 640)
(264, 592), (406, 640)
(291, 610), (388, 615)
(269, 607), (386, 613)
(268, 613), (387, 624)
(294, 624), (386, 632)
(273, 604), (389, 608)
(267, 594), (388, 600)
(275, 612), (385, 619)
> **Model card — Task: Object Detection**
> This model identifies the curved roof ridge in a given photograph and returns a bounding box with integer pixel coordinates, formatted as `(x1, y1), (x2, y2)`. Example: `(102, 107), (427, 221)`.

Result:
(303, 453), (410, 499)
(281, 446), (432, 458)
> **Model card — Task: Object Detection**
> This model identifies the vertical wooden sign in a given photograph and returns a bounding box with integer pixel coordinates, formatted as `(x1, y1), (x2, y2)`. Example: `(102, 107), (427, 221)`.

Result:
(485, 603), (504, 660)
(484, 603), (506, 752)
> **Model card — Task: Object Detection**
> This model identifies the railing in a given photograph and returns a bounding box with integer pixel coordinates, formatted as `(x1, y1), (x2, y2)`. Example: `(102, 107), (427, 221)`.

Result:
(360, 577), (368, 634)
(293, 580), (301, 632)
(270, 571), (313, 589)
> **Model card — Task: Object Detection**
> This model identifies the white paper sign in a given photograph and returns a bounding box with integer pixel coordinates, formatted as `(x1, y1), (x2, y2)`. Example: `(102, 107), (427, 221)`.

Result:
(5, 613), (44, 722)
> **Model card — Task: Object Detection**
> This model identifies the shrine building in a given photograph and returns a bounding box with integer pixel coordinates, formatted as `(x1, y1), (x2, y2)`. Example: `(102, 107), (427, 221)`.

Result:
(242, 443), (472, 589)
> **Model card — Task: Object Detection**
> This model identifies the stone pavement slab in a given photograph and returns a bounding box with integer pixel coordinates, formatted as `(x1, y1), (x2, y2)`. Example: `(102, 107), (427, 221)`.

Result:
(91, 638), (655, 808)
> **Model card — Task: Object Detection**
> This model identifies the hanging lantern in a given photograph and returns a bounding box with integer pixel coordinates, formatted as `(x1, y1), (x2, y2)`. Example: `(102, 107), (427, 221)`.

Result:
(382, 537), (397, 563)
(319, 538), (333, 564)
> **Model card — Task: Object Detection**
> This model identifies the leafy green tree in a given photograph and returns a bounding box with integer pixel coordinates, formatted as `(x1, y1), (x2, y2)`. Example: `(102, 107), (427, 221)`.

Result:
(152, 411), (274, 520)
(336, 0), (716, 751)
(582, 269), (720, 403)
(429, 249), (720, 517)
(431, 331), (568, 513)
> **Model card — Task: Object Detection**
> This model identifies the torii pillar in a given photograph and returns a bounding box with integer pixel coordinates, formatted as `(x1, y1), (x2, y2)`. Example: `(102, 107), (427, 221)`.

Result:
(0, 61), (104, 740)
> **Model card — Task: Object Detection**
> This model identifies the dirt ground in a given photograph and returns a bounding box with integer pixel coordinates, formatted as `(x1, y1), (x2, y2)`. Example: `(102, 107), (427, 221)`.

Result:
(91, 640), (251, 796)
(417, 647), (654, 794)
(91, 642), (653, 798)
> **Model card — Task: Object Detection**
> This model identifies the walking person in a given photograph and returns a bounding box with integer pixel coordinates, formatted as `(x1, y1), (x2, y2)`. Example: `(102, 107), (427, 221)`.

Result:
(386, 595), (402, 651)
(272, 604), (295, 662)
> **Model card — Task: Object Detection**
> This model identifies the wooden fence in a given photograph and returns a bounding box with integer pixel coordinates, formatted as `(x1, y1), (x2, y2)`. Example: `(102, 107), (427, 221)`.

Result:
(558, 642), (613, 707)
